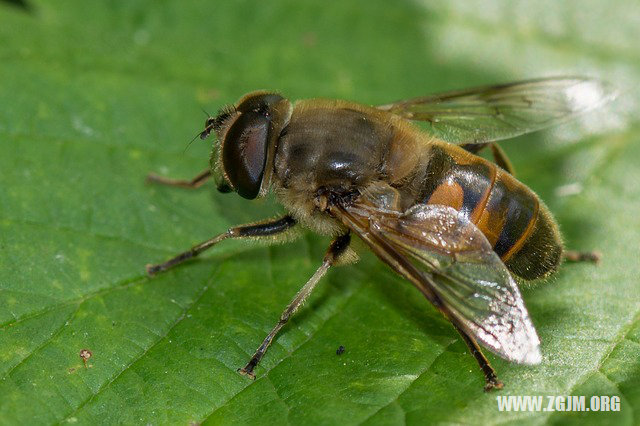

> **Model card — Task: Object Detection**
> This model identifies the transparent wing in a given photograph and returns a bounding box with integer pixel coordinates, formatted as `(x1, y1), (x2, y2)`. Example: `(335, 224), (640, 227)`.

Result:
(377, 77), (616, 144)
(332, 196), (541, 364)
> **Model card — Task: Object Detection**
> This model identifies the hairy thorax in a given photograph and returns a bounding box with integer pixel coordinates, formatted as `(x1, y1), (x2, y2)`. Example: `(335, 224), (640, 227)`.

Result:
(272, 99), (432, 235)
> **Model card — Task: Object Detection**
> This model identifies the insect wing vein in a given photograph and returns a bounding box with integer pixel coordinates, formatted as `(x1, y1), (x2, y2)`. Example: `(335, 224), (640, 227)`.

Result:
(377, 77), (616, 144)
(333, 199), (541, 364)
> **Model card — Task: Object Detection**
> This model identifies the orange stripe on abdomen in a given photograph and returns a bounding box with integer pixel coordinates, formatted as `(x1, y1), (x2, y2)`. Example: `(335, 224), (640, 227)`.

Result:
(423, 149), (496, 225)
(476, 171), (539, 261)
(421, 146), (539, 261)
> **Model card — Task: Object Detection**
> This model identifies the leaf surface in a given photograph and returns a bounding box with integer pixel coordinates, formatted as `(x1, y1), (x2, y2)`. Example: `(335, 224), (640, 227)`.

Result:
(0, 0), (638, 424)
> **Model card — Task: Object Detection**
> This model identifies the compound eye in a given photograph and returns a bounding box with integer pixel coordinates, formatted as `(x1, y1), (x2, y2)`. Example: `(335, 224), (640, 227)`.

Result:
(222, 111), (270, 199)
(236, 93), (283, 113)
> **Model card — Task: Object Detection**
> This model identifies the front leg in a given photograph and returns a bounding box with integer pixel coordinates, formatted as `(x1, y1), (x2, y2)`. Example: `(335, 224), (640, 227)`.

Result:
(146, 215), (297, 275)
(146, 169), (212, 189)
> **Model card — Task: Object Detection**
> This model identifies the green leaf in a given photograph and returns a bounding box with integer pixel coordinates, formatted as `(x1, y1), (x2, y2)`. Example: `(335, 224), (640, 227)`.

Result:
(1, 0), (638, 424)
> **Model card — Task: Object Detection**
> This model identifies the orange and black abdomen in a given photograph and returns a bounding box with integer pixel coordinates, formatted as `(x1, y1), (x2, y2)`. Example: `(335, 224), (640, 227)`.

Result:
(420, 144), (562, 280)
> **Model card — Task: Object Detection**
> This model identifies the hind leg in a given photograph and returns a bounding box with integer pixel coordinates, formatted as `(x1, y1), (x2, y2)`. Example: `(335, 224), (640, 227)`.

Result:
(462, 142), (515, 175)
(563, 250), (601, 263)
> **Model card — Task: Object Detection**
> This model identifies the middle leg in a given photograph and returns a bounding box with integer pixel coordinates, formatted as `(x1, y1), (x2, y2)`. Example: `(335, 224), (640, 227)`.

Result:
(238, 232), (352, 379)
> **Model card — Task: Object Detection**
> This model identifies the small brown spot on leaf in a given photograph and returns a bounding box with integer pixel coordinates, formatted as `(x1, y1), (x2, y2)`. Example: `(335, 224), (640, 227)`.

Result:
(79, 349), (92, 368)
(302, 32), (317, 47)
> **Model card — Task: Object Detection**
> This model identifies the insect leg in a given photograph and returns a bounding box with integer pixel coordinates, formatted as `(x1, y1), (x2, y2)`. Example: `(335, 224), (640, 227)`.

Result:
(461, 142), (489, 154)
(489, 143), (515, 175)
(146, 169), (212, 189)
(452, 323), (504, 391)
(238, 233), (351, 379)
(563, 250), (601, 263)
(146, 215), (297, 275)
(461, 142), (515, 175)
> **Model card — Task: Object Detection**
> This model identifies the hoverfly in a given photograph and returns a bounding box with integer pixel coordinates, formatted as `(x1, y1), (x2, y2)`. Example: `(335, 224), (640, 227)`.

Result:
(146, 77), (614, 390)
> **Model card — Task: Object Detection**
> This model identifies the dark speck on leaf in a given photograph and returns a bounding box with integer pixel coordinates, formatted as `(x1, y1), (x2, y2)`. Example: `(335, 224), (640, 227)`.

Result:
(336, 345), (345, 355)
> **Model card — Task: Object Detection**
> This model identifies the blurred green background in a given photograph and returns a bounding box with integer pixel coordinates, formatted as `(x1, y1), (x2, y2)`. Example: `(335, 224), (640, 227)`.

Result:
(0, 0), (638, 424)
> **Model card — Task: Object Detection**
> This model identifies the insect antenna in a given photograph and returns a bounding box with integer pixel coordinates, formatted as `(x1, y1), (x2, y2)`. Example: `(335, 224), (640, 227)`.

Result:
(183, 131), (203, 154)
(200, 107), (212, 118)
(183, 107), (216, 153)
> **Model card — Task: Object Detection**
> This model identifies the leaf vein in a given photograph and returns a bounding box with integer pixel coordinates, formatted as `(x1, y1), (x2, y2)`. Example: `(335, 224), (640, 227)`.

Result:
(57, 277), (214, 424)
